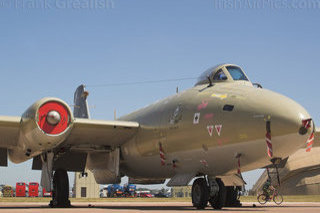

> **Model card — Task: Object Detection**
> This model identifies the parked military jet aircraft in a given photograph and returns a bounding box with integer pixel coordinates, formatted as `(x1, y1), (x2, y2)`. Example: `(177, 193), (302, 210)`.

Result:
(0, 64), (317, 209)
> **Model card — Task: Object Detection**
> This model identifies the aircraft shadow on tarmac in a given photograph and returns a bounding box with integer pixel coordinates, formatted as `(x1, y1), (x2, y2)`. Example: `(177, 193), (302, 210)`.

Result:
(0, 204), (317, 211)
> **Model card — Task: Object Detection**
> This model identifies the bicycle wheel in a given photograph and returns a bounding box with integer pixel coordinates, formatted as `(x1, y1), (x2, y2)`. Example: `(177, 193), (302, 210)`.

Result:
(273, 193), (283, 205)
(257, 194), (268, 205)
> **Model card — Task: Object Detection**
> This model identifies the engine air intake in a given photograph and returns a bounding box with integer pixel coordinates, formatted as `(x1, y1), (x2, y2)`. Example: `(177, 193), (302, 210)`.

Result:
(38, 101), (70, 135)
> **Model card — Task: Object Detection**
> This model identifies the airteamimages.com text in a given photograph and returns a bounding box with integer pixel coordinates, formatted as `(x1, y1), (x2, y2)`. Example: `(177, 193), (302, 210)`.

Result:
(213, 0), (320, 10)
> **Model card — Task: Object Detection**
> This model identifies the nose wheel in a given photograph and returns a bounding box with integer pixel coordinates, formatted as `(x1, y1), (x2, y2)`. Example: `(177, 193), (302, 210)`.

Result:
(49, 169), (70, 208)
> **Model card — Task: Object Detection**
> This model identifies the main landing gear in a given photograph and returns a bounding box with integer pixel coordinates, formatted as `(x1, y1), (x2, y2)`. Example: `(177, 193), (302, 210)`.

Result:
(49, 169), (70, 208)
(191, 177), (241, 210)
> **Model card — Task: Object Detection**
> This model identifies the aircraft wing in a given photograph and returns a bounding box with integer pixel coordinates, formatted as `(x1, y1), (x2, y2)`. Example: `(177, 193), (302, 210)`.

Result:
(0, 116), (139, 149)
(0, 116), (21, 149)
(65, 118), (139, 148)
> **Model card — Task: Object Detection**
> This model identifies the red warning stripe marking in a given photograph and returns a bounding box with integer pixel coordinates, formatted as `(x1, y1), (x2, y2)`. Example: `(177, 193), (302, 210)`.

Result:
(172, 160), (177, 169)
(159, 143), (166, 166)
(306, 132), (314, 152)
(266, 132), (273, 158)
(200, 159), (208, 167)
(237, 157), (241, 175)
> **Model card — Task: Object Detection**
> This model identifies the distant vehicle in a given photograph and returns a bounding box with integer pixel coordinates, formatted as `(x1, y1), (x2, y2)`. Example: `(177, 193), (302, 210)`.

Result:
(154, 193), (169, 198)
(107, 184), (123, 197)
(2, 185), (13, 197)
(16, 182), (26, 197)
(139, 192), (153, 198)
(28, 182), (39, 197)
(100, 187), (108, 198)
(42, 188), (52, 197)
(136, 191), (153, 198)
(123, 184), (137, 197)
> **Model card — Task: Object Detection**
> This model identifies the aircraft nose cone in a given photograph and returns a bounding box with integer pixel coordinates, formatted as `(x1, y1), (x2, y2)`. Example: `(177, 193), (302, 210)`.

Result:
(46, 110), (61, 126)
(253, 89), (312, 146)
(244, 88), (312, 159)
(262, 93), (311, 137)
(272, 97), (311, 136)
(250, 89), (312, 137)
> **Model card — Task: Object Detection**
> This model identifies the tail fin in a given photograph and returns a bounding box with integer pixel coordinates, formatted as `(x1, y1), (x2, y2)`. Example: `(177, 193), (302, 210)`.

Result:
(73, 85), (90, 119)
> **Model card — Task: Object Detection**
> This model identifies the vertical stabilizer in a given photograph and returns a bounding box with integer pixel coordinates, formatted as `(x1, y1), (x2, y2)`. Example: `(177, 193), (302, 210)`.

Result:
(74, 85), (90, 119)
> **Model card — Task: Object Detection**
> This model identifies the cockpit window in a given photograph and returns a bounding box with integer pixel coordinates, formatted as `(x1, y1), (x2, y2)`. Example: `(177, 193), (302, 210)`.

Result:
(227, 66), (248, 81)
(213, 69), (227, 81)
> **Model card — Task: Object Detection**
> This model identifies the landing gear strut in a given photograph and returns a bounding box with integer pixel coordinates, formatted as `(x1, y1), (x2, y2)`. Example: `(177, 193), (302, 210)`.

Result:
(49, 169), (70, 208)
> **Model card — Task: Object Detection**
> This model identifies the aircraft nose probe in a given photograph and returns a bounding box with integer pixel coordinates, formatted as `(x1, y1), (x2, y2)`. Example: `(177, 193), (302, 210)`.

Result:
(46, 110), (61, 126)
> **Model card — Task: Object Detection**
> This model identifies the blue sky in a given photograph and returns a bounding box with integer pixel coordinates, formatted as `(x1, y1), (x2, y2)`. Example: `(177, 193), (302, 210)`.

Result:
(0, 0), (319, 189)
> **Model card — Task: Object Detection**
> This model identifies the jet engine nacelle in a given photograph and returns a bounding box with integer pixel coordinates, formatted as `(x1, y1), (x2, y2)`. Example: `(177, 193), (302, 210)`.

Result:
(8, 98), (74, 163)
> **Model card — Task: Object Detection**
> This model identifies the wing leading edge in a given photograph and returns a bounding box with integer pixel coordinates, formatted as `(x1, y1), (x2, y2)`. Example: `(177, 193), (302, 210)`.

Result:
(64, 118), (139, 148)
(0, 116), (20, 149)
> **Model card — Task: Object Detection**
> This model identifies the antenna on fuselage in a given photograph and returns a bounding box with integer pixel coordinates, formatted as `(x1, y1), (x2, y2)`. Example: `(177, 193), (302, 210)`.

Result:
(176, 87), (179, 94)
(207, 75), (213, 87)
(114, 109), (117, 120)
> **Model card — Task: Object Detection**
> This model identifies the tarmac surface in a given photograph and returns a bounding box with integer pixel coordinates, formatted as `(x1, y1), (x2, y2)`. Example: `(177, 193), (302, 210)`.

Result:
(0, 202), (320, 212)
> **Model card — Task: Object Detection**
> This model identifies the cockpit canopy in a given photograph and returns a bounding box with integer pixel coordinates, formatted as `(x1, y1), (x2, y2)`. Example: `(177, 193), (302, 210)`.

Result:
(195, 64), (252, 86)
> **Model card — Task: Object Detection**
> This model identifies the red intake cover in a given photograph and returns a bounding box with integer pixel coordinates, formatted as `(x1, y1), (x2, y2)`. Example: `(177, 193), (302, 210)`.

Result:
(38, 101), (70, 135)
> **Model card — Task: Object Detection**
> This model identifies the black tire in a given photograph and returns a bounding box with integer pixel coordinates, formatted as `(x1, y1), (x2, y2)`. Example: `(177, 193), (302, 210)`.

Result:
(52, 169), (70, 208)
(257, 194), (268, 205)
(273, 193), (283, 205)
(192, 178), (209, 209)
(209, 178), (226, 209)
(224, 186), (241, 207)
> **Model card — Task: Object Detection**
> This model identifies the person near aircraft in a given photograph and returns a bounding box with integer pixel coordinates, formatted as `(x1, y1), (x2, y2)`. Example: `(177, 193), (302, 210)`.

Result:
(262, 178), (275, 198)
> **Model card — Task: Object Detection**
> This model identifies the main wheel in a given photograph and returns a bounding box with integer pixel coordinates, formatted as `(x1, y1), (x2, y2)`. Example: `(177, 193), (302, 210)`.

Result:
(273, 194), (283, 205)
(51, 169), (70, 208)
(257, 194), (268, 205)
(224, 186), (241, 207)
(209, 178), (226, 209)
(191, 178), (209, 209)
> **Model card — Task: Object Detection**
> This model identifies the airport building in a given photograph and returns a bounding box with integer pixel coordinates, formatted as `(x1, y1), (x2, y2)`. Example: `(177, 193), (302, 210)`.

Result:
(252, 146), (320, 195)
(73, 170), (100, 198)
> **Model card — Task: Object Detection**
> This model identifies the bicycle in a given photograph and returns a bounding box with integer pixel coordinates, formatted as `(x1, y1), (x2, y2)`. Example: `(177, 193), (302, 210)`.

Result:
(257, 188), (283, 205)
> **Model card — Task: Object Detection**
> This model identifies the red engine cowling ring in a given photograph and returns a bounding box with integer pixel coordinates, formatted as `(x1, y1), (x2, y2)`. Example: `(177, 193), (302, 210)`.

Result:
(37, 101), (70, 135)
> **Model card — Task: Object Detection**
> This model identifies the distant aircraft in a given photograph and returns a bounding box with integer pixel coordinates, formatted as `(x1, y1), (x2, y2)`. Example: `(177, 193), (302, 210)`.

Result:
(0, 64), (317, 209)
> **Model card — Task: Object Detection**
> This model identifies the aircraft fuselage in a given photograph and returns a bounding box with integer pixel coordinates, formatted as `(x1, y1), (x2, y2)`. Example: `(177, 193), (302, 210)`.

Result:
(120, 81), (311, 180)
